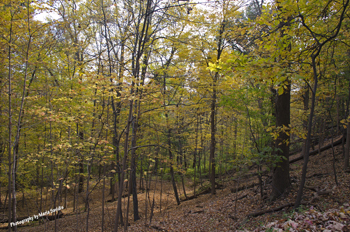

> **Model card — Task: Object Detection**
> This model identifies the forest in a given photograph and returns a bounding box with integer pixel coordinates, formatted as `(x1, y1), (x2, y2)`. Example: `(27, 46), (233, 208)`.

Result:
(1, 0), (350, 231)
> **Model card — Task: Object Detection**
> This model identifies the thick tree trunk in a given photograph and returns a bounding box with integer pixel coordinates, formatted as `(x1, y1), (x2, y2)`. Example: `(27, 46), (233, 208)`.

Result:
(271, 81), (291, 199)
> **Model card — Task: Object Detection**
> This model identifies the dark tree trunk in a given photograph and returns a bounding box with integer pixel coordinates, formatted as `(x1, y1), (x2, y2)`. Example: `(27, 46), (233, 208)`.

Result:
(302, 85), (309, 156)
(345, 121), (350, 170)
(78, 131), (84, 193)
(271, 81), (291, 199)
(168, 127), (180, 205)
(345, 76), (350, 170)
(209, 77), (217, 195)
(130, 105), (140, 221)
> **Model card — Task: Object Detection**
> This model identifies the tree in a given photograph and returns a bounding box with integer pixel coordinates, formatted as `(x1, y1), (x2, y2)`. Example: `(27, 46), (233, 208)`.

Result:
(294, 0), (349, 208)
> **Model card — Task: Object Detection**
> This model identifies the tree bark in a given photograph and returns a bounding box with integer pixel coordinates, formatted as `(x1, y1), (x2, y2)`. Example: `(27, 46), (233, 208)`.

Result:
(7, 14), (13, 232)
(114, 100), (133, 232)
(209, 73), (217, 195)
(271, 2), (292, 199)
(130, 104), (140, 220)
(78, 131), (84, 193)
(344, 75), (350, 170)
(209, 19), (225, 195)
(302, 85), (309, 156)
(271, 81), (291, 199)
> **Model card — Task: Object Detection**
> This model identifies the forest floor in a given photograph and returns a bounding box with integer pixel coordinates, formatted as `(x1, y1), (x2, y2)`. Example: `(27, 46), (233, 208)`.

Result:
(1, 135), (350, 231)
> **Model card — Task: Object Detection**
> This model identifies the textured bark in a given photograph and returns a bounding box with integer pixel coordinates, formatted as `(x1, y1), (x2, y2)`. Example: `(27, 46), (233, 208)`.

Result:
(271, 82), (291, 199)
(271, 2), (292, 199)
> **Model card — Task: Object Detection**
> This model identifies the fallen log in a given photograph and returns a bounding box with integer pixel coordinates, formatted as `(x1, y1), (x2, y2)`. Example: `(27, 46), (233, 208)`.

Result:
(180, 182), (224, 202)
(180, 187), (211, 202)
(150, 225), (168, 231)
(180, 183), (223, 202)
(232, 194), (248, 202)
(231, 182), (258, 193)
(248, 203), (294, 217)
(190, 210), (204, 214)
(290, 136), (343, 164)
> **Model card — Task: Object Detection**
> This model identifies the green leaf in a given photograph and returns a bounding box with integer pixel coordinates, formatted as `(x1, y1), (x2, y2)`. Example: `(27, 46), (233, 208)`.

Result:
(278, 87), (284, 95)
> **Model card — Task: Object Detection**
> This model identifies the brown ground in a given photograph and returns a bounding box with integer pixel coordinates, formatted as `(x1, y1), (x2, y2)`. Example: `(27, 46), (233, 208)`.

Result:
(1, 136), (350, 231)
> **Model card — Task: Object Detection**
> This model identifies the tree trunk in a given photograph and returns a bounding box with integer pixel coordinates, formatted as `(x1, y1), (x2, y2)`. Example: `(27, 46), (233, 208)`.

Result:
(295, 55), (318, 209)
(345, 120), (350, 170)
(0, 143), (2, 207)
(302, 85), (309, 156)
(271, 81), (291, 199)
(78, 130), (84, 193)
(168, 126), (180, 205)
(344, 76), (350, 170)
(209, 80), (216, 195)
(7, 14), (13, 232)
(114, 100), (133, 232)
(102, 163), (106, 232)
(130, 105), (140, 221)
(271, 4), (292, 199)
